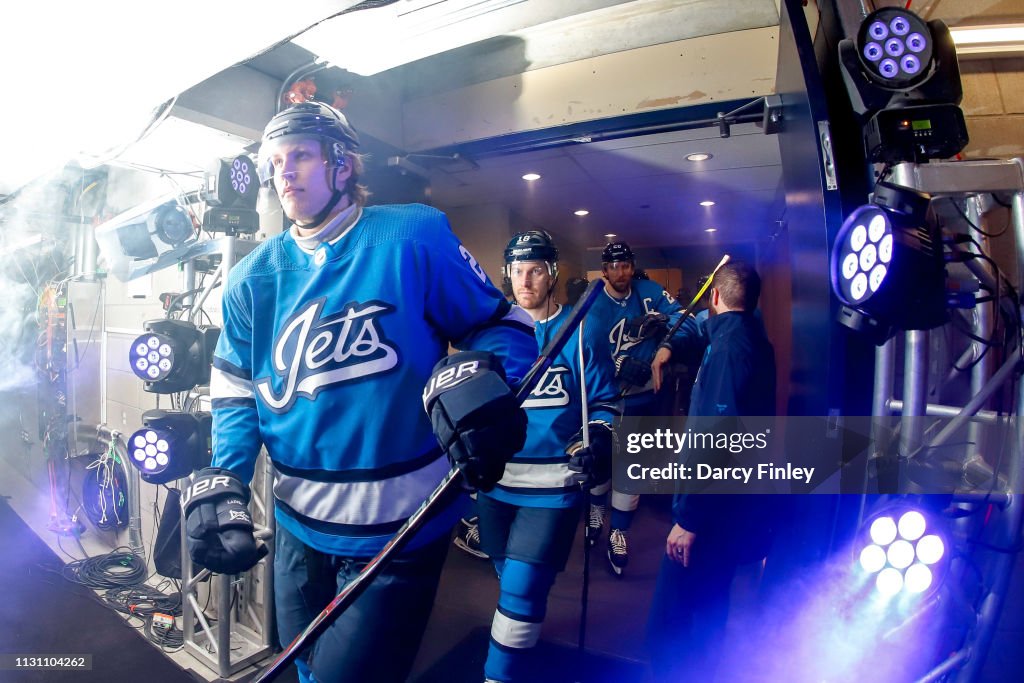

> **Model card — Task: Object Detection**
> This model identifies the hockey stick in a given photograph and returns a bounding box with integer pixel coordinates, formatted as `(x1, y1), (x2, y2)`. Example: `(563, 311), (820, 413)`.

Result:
(254, 278), (605, 683)
(657, 255), (731, 348)
(577, 316), (592, 655)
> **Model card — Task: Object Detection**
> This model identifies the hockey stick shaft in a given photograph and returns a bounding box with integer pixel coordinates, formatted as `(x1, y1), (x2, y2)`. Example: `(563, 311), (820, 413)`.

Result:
(577, 315), (591, 653)
(657, 255), (731, 347)
(254, 279), (605, 683)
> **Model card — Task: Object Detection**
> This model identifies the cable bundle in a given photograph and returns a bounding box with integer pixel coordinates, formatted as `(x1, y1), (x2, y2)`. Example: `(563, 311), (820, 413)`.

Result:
(61, 550), (147, 589)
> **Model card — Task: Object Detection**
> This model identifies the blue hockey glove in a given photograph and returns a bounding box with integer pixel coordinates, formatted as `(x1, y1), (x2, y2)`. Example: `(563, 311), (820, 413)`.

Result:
(566, 422), (616, 488)
(182, 468), (267, 574)
(423, 351), (527, 491)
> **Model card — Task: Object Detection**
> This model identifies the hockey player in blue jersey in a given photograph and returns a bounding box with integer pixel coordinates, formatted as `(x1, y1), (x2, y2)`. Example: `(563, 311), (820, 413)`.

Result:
(477, 231), (620, 682)
(585, 241), (703, 576)
(180, 101), (534, 683)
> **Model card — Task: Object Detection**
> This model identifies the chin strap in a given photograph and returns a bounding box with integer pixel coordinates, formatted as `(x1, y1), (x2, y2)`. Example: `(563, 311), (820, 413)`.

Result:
(295, 188), (345, 230)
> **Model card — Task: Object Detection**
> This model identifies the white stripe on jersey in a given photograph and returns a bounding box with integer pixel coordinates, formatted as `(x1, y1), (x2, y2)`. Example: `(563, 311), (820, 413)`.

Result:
(497, 461), (575, 490)
(491, 610), (542, 649)
(273, 454), (450, 526)
(211, 366), (255, 399)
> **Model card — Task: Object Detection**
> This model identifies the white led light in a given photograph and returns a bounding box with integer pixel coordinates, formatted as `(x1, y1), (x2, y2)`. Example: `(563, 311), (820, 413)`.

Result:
(145, 444), (157, 457)
(876, 567), (904, 596)
(159, 344), (172, 357)
(521, 173), (541, 181)
(133, 448), (146, 461)
(898, 511), (926, 541)
(842, 253), (859, 280)
(860, 243), (877, 271)
(158, 358), (172, 372)
(851, 273), (869, 301)
(887, 539), (915, 569)
(147, 365), (161, 379)
(145, 458), (157, 470)
(135, 358), (149, 371)
(859, 544), (887, 573)
(147, 351), (160, 364)
(133, 435), (147, 448)
(868, 214), (887, 242)
(135, 342), (149, 356)
(157, 439), (169, 452)
(851, 225), (868, 251)
(916, 535), (945, 564)
(870, 516), (898, 546)
(156, 453), (169, 467)
(147, 336), (161, 349)
(879, 234), (893, 263)
(904, 563), (933, 593)
(146, 431), (158, 443)
(869, 265), (887, 293)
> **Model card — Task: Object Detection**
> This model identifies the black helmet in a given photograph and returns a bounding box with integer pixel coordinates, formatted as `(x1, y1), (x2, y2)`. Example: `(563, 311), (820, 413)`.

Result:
(504, 230), (559, 264)
(257, 101), (360, 188)
(601, 241), (634, 264)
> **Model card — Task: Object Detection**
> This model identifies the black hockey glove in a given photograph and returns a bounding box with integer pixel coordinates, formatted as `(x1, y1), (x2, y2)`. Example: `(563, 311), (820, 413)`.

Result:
(423, 350), (527, 491)
(566, 422), (616, 488)
(624, 312), (669, 343)
(182, 468), (267, 574)
(615, 355), (652, 388)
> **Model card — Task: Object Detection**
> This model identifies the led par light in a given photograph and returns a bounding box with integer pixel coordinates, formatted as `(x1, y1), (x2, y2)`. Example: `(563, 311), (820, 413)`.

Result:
(128, 410), (212, 485)
(831, 182), (947, 344)
(129, 319), (220, 394)
(202, 155), (259, 235)
(95, 194), (202, 281)
(856, 505), (949, 598)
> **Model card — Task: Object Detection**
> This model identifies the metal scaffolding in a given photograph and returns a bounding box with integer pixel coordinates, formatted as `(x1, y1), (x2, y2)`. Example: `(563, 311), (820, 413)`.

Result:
(868, 158), (1024, 682)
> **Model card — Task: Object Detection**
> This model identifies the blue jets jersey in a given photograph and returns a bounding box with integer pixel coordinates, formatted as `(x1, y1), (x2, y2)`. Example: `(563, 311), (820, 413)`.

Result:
(587, 279), (703, 397)
(483, 304), (621, 509)
(209, 204), (535, 556)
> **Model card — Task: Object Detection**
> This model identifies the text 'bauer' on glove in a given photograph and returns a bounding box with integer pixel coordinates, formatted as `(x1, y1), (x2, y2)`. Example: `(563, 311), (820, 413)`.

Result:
(182, 467), (268, 575)
(566, 421), (617, 489)
(422, 350), (527, 492)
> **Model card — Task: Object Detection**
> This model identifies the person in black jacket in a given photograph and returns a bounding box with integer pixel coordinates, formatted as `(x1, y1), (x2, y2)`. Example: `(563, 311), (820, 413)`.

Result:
(647, 261), (776, 682)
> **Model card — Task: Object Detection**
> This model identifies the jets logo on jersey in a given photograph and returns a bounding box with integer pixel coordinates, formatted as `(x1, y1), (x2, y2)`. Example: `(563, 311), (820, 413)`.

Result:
(458, 245), (488, 284)
(522, 366), (571, 408)
(609, 318), (639, 356)
(255, 297), (398, 412)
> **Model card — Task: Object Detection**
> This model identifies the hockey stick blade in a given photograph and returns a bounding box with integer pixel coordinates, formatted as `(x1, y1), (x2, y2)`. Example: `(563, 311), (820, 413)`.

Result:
(253, 278), (605, 683)
(657, 254), (730, 346)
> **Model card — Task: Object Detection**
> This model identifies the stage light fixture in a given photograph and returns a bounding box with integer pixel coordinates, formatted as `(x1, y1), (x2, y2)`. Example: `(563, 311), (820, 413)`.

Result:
(856, 505), (949, 599)
(831, 182), (946, 344)
(95, 193), (202, 282)
(128, 410), (211, 485)
(839, 7), (967, 164)
(202, 155), (259, 235)
(129, 319), (220, 394)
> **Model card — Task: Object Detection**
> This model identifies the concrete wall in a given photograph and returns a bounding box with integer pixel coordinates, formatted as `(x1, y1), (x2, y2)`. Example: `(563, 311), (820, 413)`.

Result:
(960, 57), (1024, 159)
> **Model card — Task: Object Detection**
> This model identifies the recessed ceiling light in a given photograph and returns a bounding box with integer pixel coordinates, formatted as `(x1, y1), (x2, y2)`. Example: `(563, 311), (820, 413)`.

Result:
(574, 209), (589, 216)
(705, 227), (717, 233)
(699, 200), (716, 207)
(522, 172), (541, 181)
(686, 153), (712, 162)
(604, 233), (616, 239)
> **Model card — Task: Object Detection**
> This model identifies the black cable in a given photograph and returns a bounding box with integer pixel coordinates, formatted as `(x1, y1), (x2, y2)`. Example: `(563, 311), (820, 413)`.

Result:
(61, 549), (147, 589)
(950, 197), (1009, 238)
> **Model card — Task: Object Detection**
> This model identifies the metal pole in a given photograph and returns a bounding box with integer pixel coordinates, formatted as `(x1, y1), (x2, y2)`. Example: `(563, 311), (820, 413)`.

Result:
(966, 197), (994, 466)
(900, 330), (928, 459)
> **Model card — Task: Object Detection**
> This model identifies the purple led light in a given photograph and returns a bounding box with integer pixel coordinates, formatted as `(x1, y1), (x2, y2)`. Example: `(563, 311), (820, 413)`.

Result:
(879, 59), (899, 78)
(885, 38), (905, 57)
(869, 21), (888, 40)
(901, 54), (921, 75)
(890, 16), (910, 36)
(906, 32), (926, 53)
(863, 42), (884, 61)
